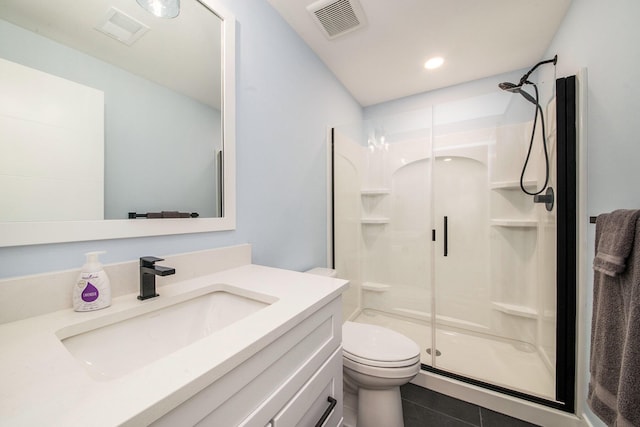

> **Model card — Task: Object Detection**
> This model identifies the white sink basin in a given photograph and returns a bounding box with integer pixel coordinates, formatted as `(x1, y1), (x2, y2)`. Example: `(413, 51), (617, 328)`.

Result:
(59, 287), (273, 380)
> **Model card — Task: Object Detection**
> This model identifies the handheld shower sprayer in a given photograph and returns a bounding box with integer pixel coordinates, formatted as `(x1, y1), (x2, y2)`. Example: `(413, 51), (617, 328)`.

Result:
(498, 81), (520, 92)
(498, 81), (538, 105)
(498, 55), (557, 205)
(499, 55), (557, 104)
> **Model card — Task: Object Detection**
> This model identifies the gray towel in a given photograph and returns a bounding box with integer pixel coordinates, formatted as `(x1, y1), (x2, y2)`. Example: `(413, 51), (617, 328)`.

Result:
(593, 210), (640, 276)
(588, 213), (640, 426)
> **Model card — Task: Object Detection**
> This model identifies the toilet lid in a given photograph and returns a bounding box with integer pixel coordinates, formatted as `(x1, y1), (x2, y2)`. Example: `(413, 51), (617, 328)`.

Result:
(342, 321), (420, 363)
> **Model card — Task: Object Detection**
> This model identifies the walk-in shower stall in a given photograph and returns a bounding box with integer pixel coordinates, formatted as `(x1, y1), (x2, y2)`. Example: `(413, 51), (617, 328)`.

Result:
(332, 74), (576, 411)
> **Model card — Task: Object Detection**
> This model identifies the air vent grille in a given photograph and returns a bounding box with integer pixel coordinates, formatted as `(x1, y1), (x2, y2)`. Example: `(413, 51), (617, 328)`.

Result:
(307, 0), (367, 40)
(95, 7), (149, 46)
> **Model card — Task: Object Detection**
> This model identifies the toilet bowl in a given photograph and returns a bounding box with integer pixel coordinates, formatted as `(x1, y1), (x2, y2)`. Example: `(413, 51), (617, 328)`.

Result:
(342, 321), (421, 427)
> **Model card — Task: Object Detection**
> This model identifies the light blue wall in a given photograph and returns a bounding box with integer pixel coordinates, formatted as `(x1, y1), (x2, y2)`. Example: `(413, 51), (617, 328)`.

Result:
(543, 0), (640, 425)
(0, 0), (362, 278)
(547, 0), (640, 212)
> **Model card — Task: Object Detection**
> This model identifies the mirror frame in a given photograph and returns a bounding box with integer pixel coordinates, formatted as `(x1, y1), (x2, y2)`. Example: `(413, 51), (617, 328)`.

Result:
(0, 0), (236, 247)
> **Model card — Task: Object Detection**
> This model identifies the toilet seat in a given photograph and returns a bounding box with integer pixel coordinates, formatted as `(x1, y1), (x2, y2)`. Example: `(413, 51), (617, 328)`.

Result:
(342, 321), (420, 366)
(343, 354), (421, 380)
(343, 350), (420, 368)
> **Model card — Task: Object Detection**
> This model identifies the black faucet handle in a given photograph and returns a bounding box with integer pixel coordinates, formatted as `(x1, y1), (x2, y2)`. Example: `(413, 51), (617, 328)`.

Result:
(140, 256), (164, 267)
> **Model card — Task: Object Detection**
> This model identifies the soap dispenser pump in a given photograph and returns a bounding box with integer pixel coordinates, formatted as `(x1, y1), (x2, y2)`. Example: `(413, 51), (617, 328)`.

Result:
(73, 251), (112, 312)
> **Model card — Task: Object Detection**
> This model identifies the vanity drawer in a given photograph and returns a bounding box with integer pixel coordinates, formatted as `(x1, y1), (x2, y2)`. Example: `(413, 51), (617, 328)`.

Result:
(151, 297), (342, 427)
(271, 346), (343, 427)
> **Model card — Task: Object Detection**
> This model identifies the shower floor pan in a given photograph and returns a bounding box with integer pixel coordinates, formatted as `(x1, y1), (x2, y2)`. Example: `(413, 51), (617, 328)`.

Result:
(354, 309), (554, 400)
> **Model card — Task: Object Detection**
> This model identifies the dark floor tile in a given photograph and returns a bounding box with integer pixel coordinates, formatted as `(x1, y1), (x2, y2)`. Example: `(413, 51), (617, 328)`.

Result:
(401, 383), (482, 426)
(403, 399), (479, 427)
(480, 408), (541, 427)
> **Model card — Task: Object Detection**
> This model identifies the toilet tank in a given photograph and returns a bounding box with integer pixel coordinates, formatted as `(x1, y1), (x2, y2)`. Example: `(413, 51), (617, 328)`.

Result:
(305, 267), (337, 278)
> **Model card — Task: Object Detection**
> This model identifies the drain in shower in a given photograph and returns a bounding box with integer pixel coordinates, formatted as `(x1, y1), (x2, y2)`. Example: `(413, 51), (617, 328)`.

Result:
(426, 348), (441, 357)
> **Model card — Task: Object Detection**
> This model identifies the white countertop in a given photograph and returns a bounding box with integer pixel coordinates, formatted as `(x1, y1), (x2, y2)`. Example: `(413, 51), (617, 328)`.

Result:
(0, 264), (348, 426)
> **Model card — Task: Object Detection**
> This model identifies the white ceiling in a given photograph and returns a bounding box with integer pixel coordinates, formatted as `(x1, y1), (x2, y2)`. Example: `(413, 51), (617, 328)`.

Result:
(267, 0), (572, 106)
(0, 0), (222, 108)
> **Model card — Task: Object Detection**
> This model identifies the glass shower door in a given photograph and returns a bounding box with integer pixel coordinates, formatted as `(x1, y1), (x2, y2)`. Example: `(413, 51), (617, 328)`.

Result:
(430, 127), (492, 378)
(428, 97), (557, 400)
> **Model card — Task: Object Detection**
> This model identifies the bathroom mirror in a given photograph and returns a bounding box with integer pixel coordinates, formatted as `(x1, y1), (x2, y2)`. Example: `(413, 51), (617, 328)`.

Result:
(0, 0), (235, 246)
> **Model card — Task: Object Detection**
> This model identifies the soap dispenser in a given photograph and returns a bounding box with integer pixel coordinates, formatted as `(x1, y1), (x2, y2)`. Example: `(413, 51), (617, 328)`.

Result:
(73, 251), (112, 312)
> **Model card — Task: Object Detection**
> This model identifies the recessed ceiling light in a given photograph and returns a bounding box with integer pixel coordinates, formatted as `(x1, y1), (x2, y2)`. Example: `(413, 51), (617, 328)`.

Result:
(424, 56), (444, 70)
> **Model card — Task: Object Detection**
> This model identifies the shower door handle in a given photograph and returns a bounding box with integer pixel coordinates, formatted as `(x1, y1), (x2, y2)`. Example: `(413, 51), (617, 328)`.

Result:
(444, 216), (448, 257)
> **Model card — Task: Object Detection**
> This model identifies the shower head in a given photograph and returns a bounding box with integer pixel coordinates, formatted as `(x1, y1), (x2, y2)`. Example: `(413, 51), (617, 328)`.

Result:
(498, 81), (521, 92)
(498, 82), (520, 93)
(499, 82), (538, 105)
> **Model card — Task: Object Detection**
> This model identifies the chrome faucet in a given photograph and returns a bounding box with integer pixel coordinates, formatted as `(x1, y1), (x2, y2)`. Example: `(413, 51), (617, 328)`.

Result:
(138, 256), (175, 300)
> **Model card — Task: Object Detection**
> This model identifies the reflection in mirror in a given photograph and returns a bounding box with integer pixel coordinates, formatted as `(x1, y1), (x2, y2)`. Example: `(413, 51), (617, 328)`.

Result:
(0, 0), (236, 246)
(0, 0), (222, 221)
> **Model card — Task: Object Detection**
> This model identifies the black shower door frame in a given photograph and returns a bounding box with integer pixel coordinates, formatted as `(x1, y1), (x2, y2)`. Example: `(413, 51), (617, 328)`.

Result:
(419, 75), (577, 413)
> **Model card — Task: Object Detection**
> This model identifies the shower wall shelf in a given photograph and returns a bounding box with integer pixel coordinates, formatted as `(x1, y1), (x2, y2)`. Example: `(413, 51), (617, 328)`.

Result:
(491, 301), (538, 319)
(490, 219), (538, 228)
(361, 282), (391, 292)
(360, 188), (390, 226)
(361, 188), (390, 196)
(360, 218), (389, 224)
(490, 180), (537, 190)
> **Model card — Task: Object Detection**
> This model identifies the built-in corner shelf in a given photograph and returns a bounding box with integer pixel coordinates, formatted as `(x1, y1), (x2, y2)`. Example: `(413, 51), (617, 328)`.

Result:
(360, 217), (389, 224)
(490, 180), (537, 190)
(491, 301), (538, 319)
(361, 282), (391, 292)
(360, 189), (390, 226)
(490, 219), (538, 228)
(361, 188), (390, 196)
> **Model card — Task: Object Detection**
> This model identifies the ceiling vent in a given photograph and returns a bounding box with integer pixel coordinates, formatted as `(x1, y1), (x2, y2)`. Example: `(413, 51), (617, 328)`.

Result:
(307, 0), (367, 40)
(95, 7), (149, 46)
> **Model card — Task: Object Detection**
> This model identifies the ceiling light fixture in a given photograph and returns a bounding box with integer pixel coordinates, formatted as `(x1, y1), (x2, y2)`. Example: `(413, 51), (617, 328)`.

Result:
(136, 0), (180, 19)
(424, 56), (444, 70)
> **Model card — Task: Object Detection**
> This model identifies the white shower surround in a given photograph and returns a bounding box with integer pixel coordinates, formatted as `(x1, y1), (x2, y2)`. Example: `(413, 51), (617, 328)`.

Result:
(334, 106), (557, 400)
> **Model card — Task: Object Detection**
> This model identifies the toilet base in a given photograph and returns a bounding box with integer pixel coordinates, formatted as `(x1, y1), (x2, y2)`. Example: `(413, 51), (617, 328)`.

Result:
(343, 389), (357, 427)
(352, 386), (404, 427)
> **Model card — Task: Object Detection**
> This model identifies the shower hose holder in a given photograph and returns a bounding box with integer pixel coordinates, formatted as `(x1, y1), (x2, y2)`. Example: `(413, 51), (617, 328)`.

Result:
(533, 187), (554, 211)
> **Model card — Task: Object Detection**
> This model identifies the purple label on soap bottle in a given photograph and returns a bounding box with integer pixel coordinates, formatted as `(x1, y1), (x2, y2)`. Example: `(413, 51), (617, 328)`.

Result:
(81, 282), (99, 302)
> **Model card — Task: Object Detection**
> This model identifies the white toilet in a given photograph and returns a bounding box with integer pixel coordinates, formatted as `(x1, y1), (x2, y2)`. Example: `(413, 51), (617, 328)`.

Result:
(305, 268), (421, 427)
(342, 321), (421, 427)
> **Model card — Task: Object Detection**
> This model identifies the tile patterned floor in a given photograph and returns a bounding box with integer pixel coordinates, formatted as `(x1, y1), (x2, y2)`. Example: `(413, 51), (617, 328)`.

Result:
(401, 383), (540, 427)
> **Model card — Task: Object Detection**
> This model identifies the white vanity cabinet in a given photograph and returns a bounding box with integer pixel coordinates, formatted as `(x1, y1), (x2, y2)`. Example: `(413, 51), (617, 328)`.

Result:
(270, 347), (342, 427)
(151, 296), (343, 427)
